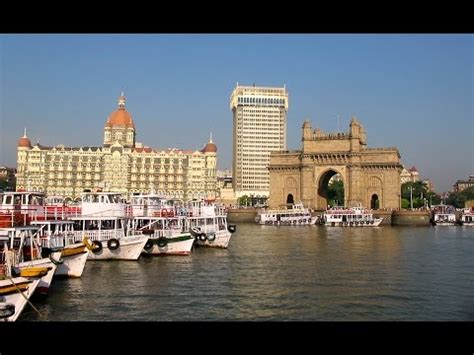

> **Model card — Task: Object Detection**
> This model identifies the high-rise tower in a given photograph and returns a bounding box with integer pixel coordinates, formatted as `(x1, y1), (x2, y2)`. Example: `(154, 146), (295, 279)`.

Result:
(230, 84), (288, 198)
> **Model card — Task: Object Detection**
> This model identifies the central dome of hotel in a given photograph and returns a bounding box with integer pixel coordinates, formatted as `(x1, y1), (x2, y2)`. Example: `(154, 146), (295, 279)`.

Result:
(105, 93), (135, 128)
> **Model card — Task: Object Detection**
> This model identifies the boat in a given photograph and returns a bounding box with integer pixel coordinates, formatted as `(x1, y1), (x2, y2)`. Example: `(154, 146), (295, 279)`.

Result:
(431, 204), (456, 226)
(322, 206), (383, 227)
(255, 202), (318, 226)
(0, 277), (40, 322)
(184, 199), (235, 248)
(459, 207), (474, 226)
(30, 220), (88, 278)
(1, 226), (57, 295)
(130, 194), (195, 255)
(68, 216), (148, 260)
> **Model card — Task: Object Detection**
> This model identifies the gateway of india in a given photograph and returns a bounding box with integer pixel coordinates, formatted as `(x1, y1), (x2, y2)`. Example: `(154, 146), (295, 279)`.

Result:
(16, 93), (218, 201)
(267, 117), (403, 210)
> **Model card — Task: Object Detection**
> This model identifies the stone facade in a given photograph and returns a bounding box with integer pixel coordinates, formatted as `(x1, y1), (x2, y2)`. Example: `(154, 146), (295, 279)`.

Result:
(16, 94), (218, 201)
(454, 175), (474, 192)
(268, 117), (403, 210)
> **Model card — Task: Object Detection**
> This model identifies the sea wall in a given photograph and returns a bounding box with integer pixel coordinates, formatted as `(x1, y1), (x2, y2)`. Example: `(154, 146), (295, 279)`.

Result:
(391, 210), (431, 226)
(227, 208), (258, 223)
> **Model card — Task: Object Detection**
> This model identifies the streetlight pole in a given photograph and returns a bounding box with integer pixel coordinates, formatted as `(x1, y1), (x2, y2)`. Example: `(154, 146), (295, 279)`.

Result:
(410, 185), (413, 210)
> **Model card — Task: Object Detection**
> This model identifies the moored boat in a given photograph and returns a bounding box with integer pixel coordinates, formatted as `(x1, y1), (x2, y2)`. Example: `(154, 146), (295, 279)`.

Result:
(255, 202), (318, 226)
(322, 206), (383, 227)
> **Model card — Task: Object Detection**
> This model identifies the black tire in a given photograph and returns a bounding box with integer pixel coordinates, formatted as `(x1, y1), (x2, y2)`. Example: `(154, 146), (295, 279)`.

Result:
(190, 227), (201, 237)
(207, 233), (216, 241)
(0, 303), (15, 318)
(144, 239), (154, 251)
(227, 224), (236, 233)
(157, 237), (168, 248)
(92, 240), (103, 253)
(107, 238), (120, 250)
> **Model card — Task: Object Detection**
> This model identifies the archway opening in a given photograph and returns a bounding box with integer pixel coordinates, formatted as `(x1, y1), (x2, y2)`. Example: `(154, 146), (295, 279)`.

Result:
(286, 193), (294, 205)
(317, 171), (344, 209)
(371, 194), (379, 209)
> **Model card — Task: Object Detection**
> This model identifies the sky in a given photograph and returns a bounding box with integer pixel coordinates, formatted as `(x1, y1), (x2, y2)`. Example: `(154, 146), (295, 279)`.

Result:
(0, 34), (472, 193)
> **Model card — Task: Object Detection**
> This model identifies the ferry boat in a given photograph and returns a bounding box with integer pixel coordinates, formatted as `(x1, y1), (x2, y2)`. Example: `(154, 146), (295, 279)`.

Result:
(30, 220), (88, 277)
(459, 207), (474, 226)
(255, 203), (318, 226)
(322, 206), (383, 227)
(431, 204), (456, 226)
(0, 277), (40, 322)
(130, 194), (194, 256)
(185, 199), (236, 248)
(0, 226), (57, 295)
(68, 216), (148, 260)
(0, 192), (46, 227)
(45, 195), (81, 218)
(80, 191), (129, 218)
(1, 244), (41, 322)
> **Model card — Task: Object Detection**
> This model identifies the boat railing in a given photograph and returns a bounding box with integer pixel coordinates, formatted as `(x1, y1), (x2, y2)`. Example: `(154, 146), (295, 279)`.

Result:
(70, 229), (123, 243)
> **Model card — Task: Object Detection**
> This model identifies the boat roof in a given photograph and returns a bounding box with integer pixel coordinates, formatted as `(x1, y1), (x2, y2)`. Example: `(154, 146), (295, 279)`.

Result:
(0, 226), (40, 231)
(69, 216), (124, 221)
(30, 220), (75, 225)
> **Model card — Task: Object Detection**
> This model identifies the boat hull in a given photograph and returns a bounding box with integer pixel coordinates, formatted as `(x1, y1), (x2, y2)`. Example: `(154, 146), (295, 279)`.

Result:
(194, 230), (232, 248)
(144, 235), (195, 255)
(51, 248), (88, 278)
(0, 277), (40, 322)
(87, 235), (149, 260)
(15, 259), (57, 296)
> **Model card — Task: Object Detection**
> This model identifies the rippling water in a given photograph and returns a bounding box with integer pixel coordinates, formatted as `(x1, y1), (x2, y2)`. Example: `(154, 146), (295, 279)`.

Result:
(21, 224), (474, 321)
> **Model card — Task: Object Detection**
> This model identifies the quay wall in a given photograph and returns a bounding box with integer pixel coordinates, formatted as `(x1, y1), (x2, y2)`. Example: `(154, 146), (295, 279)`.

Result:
(391, 210), (431, 226)
(227, 208), (258, 223)
(227, 208), (431, 226)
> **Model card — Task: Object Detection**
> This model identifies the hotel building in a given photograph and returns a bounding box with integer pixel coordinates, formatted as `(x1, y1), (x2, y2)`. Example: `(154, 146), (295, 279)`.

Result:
(16, 94), (218, 201)
(230, 84), (288, 198)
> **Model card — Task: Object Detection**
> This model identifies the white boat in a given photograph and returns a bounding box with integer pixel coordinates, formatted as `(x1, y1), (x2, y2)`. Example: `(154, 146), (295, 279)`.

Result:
(80, 191), (128, 218)
(322, 206), (383, 227)
(459, 207), (474, 226)
(1, 226), (57, 295)
(130, 194), (195, 255)
(30, 220), (88, 278)
(255, 202), (318, 226)
(184, 199), (236, 248)
(0, 277), (40, 322)
(68, 216), (148, 260)
(431, 205), (456, 226)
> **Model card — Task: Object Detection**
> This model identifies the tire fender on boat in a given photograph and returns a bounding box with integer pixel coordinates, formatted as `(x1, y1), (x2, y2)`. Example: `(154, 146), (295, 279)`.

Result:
(107, 238), (120, 250)
(91, 240), (103, 253)
(190, 227), (201, 237)
(144, 239), (154, 251)
(157, 237), (168, 248)
(207, 233), (216, 241)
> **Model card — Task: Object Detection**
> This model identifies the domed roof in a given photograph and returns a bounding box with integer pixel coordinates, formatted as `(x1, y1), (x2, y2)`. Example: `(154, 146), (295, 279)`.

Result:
(201, 133), (217, 153)
(105, 93), (135, 128)
(18, 128), (31, 148)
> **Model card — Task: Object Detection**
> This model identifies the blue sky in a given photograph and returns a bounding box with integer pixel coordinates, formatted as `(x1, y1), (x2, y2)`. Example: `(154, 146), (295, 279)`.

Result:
(1, 34), (472, 193)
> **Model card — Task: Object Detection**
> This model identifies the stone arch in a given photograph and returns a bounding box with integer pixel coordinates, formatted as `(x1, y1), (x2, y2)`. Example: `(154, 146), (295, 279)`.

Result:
(316, 168), (344, 210)
(367, 176), (383, 208)
(371, 194), (380, 209)
(283, 177), (298, 205)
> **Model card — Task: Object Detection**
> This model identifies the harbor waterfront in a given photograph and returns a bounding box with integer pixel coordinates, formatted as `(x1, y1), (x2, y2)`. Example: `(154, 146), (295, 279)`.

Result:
(21, 223), (474, 321)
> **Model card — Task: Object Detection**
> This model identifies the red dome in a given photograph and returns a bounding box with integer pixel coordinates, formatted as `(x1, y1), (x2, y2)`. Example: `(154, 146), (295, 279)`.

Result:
(202, 142), (217, 153)
(106, 108), (135, 128)
(105, 93), (135, 128)
(18, 136), (31, 148)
